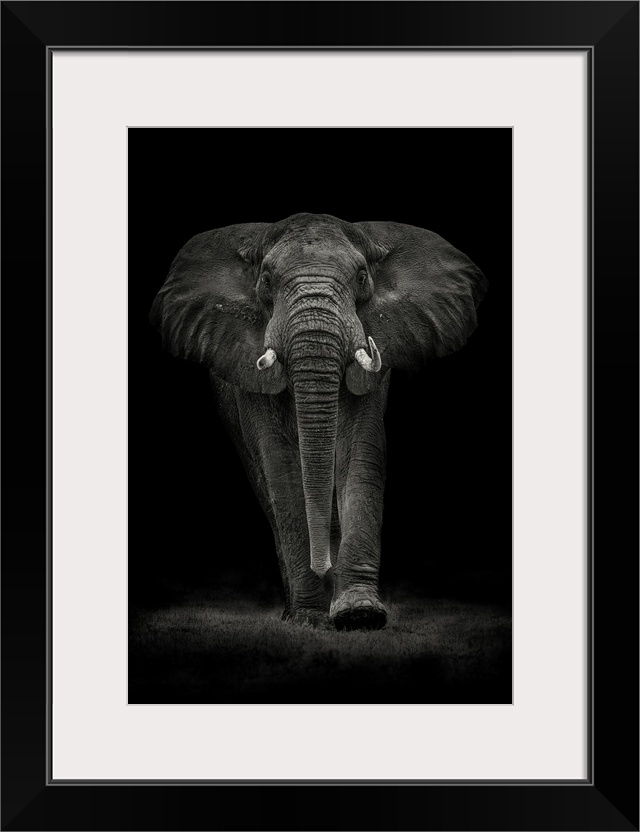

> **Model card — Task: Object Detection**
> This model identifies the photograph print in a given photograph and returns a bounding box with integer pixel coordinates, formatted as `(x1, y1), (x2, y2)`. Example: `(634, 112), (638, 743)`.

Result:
(128, 127), (512, 705)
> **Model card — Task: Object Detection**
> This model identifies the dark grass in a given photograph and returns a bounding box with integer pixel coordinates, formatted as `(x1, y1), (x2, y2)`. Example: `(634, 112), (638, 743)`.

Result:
(129, 588), (511, 704)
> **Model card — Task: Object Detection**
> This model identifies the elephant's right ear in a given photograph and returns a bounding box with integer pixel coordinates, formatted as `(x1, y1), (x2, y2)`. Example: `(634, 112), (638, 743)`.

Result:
(149, 223), (287, 394)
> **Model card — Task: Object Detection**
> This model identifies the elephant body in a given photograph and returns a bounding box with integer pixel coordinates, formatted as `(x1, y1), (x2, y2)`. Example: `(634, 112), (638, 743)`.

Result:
(150, 213), (486, 630)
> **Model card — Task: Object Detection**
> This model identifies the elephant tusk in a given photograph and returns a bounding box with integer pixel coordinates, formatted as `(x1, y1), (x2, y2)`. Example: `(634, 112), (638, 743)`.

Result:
(354, 336), (381, 373)
(256, 348), (277, 370)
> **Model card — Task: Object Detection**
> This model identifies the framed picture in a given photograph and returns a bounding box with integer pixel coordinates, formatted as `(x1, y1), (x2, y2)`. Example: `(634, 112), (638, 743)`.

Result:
(2, 2), (637, 831)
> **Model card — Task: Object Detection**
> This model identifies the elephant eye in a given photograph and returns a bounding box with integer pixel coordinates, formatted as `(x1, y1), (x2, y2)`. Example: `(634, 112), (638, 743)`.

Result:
(259, 272), (273, 297)
(356, 269), (368, 287)
(257, 271), (273, 303)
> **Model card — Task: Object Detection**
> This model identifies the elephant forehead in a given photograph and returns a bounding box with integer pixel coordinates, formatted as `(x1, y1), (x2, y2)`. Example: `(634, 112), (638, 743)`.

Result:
(270, 226), (362, 267)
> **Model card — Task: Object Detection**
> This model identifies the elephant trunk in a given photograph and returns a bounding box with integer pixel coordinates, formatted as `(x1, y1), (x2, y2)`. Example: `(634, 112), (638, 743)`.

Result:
(286, 314), (345, 578)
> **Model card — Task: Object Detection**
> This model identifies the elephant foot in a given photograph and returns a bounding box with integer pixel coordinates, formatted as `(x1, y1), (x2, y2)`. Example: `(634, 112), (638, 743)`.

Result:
(330, 587), (387, 631)
(284, 608), (332, 629)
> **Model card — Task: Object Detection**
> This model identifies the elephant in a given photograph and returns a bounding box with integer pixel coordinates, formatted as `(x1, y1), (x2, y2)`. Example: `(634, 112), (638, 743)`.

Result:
(150, 213), (487, 631)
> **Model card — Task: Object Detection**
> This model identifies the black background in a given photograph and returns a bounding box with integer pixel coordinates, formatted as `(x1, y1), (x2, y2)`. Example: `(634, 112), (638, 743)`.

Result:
(129, 127), (512, 609)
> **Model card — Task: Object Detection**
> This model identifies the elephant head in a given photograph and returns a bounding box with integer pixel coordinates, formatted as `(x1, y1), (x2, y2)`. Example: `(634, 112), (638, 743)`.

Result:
(150, 213), (487, 577)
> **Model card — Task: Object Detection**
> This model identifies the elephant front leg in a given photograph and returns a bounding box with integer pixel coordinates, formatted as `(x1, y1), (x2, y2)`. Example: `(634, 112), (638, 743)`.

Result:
(245, 419), (330, 626)
(331, 387), (388, 630)
(220, 384), (330, 627)
(331, 492), (387, 630)
(274, 496), (332, 627)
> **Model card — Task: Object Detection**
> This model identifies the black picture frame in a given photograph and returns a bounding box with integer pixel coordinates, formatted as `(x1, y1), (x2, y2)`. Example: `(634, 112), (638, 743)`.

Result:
(2, 2), (637, 830)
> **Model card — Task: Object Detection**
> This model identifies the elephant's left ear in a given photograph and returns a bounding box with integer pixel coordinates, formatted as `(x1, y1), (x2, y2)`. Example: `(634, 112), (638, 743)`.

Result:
(354, 221), (488, 372)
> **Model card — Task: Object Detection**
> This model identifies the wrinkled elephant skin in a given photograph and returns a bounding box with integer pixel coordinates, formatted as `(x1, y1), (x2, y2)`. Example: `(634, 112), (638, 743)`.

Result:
(150, 214), (487, 630)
